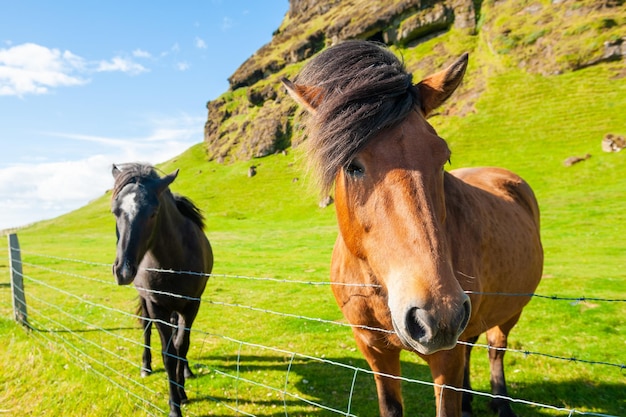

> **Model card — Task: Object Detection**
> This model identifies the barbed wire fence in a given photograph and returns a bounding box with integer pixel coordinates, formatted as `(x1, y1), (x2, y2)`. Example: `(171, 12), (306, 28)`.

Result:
(3, 235), (625, 417)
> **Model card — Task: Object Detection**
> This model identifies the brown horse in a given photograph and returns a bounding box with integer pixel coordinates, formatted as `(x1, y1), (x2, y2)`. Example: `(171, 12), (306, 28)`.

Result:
(282, 40), (543, 417)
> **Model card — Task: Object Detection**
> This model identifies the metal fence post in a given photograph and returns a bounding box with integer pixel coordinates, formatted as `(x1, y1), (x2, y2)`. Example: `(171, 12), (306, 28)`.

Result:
(8, 233), (28, 327)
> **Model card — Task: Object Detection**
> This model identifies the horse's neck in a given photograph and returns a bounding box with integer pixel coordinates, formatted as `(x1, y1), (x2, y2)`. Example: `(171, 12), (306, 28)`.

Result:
(442, 171), (468, 208)
(149, 193), (187, 267)
(442, 172), (480, 241)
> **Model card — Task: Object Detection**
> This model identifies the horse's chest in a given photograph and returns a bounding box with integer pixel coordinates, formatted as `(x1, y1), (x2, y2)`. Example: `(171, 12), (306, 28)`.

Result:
(334, 284), (394, 329)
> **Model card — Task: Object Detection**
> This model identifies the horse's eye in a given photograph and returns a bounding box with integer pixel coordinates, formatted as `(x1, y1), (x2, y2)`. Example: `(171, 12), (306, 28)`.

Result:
(345, 161), (365, 178)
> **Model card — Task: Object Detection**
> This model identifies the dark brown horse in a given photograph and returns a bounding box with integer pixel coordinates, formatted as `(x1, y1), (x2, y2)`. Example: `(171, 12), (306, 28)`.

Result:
(282, 40), (543, 417)
(111, 163), (213, 417)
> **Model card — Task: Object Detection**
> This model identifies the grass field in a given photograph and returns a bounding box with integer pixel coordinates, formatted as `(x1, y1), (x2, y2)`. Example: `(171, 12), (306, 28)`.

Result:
(1, 54), (625, 416)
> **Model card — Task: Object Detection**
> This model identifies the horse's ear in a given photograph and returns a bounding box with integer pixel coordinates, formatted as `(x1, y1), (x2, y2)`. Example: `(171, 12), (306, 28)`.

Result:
(416, 53), (468, 117)
(157, 169), (179, 195)
(163, 169), (179, 186)
(281, 77), (322, 114)
(112, 164), (121, 179)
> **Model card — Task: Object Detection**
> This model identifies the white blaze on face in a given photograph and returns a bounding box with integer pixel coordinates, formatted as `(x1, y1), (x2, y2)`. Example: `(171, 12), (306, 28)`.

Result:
(120, 192), (138, 221)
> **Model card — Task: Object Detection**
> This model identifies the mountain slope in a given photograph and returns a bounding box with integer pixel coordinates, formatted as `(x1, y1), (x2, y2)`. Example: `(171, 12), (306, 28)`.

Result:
(203, 0), (626, 163)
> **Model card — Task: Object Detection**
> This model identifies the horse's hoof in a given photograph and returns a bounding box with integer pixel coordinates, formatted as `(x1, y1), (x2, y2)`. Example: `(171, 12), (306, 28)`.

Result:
(180, 389), (188, 404)
(140, 367), (152, 378)
(184, 368), (195, 379)
(490, 401), (517, 417)
(168, 401), (183, 417)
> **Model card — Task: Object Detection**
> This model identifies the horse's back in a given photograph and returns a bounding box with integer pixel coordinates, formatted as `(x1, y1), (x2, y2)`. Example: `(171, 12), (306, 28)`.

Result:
(176, 219), (213, 294)
(450, 167), (540, 226)
(446, 167), (543, 335)
(447, 166), (542, 269)
(188, 222), (214, 275)
(172, 192), (214, 275)
(135, 217), (212, 309)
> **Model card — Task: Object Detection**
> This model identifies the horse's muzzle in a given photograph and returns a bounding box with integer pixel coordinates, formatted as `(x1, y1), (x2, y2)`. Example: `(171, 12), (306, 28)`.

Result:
(113, 258), (137, 285)
(396, 296), (471, 355)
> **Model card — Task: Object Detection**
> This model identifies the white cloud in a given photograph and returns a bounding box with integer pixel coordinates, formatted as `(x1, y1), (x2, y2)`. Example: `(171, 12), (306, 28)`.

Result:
(96, 56), (148, 75)
(159, 43), (182, 59)
(0, 43), (153, 96)
(43, 132), (132, 147)
(176, 61), (190, 71)
(132, 49), (151, 59)
(0, 43), (88, 96)
(0, 114), (204, 230)
(0, 155), (113, 230)
(195, 37), (207, 49)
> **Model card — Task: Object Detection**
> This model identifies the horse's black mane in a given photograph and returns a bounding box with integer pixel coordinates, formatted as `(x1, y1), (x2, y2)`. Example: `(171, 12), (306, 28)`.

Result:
(112, 162), (205, 229)
(294, 40), (418, 193)
(172, 194), (205, 230)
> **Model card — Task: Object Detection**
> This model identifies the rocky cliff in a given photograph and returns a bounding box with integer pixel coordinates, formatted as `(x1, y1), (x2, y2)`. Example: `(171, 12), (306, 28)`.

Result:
(204, 0), (625, 162)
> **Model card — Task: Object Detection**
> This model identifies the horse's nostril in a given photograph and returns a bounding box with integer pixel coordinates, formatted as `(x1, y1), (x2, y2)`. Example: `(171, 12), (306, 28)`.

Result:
(113, 259), (137, 285)
(406, 307), (427, 341)
(456, 297), (471, 335)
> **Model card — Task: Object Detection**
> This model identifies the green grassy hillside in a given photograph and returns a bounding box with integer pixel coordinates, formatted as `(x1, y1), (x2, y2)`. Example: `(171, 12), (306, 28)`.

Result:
(1, 51), (625, 416)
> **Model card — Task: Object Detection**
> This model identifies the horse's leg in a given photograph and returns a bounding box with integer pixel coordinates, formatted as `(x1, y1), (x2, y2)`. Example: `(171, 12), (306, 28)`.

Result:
(169, 311), (180, 375)
(461, 335), (480, 417)
(178, 304), (200, 379)
(424, 343), (466, 417)
(140, 297), (153, 377)
(150, 304), (184, 417)
(173, 302), (201, 404)
(353, 330), (403, 417)
(486, 313), (521, 417)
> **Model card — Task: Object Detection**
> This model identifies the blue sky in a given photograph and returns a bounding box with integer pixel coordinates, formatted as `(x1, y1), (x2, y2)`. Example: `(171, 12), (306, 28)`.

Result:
(0, 1), (289, 230)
